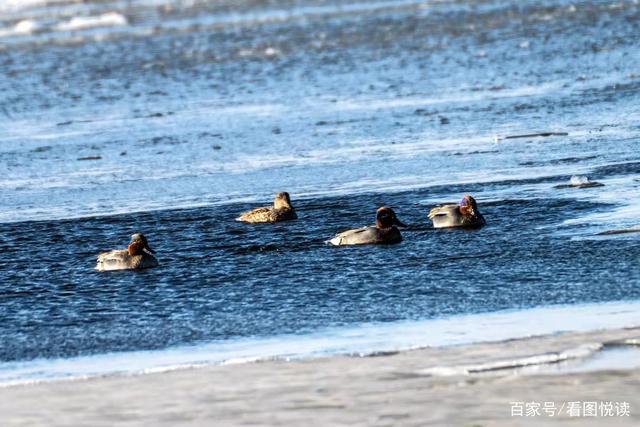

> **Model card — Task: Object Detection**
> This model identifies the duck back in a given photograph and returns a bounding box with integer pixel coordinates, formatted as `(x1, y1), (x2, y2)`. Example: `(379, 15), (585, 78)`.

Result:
(238, 206), (297, 223)
(96, 250), (158, 271)
(329, 226), (401, 246)
(428, 204), (485, 229)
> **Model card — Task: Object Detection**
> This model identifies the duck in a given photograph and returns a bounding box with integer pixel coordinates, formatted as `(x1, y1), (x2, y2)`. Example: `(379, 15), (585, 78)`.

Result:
(95, 233), (159, 271)
(428, 195), (486, 229)
(329, 206), (406, 246)
(237, 192), (297, 223)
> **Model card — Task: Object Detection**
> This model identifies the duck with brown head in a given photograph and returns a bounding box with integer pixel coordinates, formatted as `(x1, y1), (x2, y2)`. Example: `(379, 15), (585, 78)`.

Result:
(237, 192), (298, 224)
(329, 206), (406, 246)
(428, 194), (486, 229)
(96, 233), (159, 271)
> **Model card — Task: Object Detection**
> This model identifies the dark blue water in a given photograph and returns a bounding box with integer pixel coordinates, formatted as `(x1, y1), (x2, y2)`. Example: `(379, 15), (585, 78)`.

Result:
(2, 181), (639, 362)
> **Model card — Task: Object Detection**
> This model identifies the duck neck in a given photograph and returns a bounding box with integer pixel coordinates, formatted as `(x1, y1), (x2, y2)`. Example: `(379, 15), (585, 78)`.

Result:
(128, 242), (145, 256)
(274, 200), (292, 210)
(376, 219), (393, 229)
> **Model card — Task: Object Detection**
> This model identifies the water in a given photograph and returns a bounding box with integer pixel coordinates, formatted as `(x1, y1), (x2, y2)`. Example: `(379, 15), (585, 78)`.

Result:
(1, 0), (640, 382)
(1, 301), (639, 385)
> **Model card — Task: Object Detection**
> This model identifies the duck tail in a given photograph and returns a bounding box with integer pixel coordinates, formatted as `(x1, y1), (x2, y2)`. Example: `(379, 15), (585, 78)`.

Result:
(428, 206), (443, 219)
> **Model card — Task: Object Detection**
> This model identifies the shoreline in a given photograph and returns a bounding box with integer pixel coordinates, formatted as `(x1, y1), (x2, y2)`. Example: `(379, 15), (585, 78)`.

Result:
(2, 300), (639, 387)
(2, 327), (639, 426)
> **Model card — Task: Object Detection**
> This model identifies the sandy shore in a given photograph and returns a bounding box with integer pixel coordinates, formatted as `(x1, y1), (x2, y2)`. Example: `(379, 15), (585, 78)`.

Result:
(1, 327), (639, 426)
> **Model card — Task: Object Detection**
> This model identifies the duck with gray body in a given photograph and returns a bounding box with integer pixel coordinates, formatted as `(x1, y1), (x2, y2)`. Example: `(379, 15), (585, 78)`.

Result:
(237, 192), (297, 223)
(329, 207), (406, 246)
(96, 233), (159, 271)
(428, 195), (486, 229)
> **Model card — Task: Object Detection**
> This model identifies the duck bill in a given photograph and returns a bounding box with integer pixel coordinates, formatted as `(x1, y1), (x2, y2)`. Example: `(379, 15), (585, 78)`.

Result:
(393, 218), (407, 227)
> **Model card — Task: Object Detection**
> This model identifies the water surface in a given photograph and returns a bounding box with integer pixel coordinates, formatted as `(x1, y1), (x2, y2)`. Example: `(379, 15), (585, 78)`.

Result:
(1, 0), (639, 377)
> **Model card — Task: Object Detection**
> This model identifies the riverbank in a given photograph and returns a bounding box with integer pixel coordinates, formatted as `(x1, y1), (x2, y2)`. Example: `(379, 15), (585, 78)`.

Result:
(2, 327), (638, 426)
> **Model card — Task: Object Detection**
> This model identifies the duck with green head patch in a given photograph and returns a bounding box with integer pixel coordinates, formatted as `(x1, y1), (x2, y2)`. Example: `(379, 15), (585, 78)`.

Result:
(329, 207), (406, 246)
(96, 233), (159, 271)
(428, 195), (486, 229)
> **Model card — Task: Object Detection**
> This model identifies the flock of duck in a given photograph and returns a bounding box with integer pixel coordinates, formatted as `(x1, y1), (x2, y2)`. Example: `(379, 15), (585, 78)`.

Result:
(95, 192), (485, 271)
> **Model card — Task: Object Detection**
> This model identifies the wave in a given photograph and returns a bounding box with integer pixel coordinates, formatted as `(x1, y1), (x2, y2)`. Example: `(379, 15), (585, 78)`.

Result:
(0, 0), (53, 12)
(53, 12), (127, 32)
(421, 343), (603, 376)
(0, 11), (127, 41)
(0, 19), (40, 37)
(0, 0), (430, 44)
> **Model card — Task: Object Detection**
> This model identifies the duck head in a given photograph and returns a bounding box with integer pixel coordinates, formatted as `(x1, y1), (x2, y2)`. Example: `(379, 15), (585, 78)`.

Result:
(273, 192), (293, 209)
(376, 207), (406, 228)
(459, 195), (479, 216)
(128, 233), (156, 256)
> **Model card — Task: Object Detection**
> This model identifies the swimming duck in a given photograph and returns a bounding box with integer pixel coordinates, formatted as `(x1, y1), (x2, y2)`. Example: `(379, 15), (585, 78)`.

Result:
(329, 207), (406, 246)
(95, 233), (159, 271)
(237, 192), (297, 223)
(428, 195), (486, 229)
